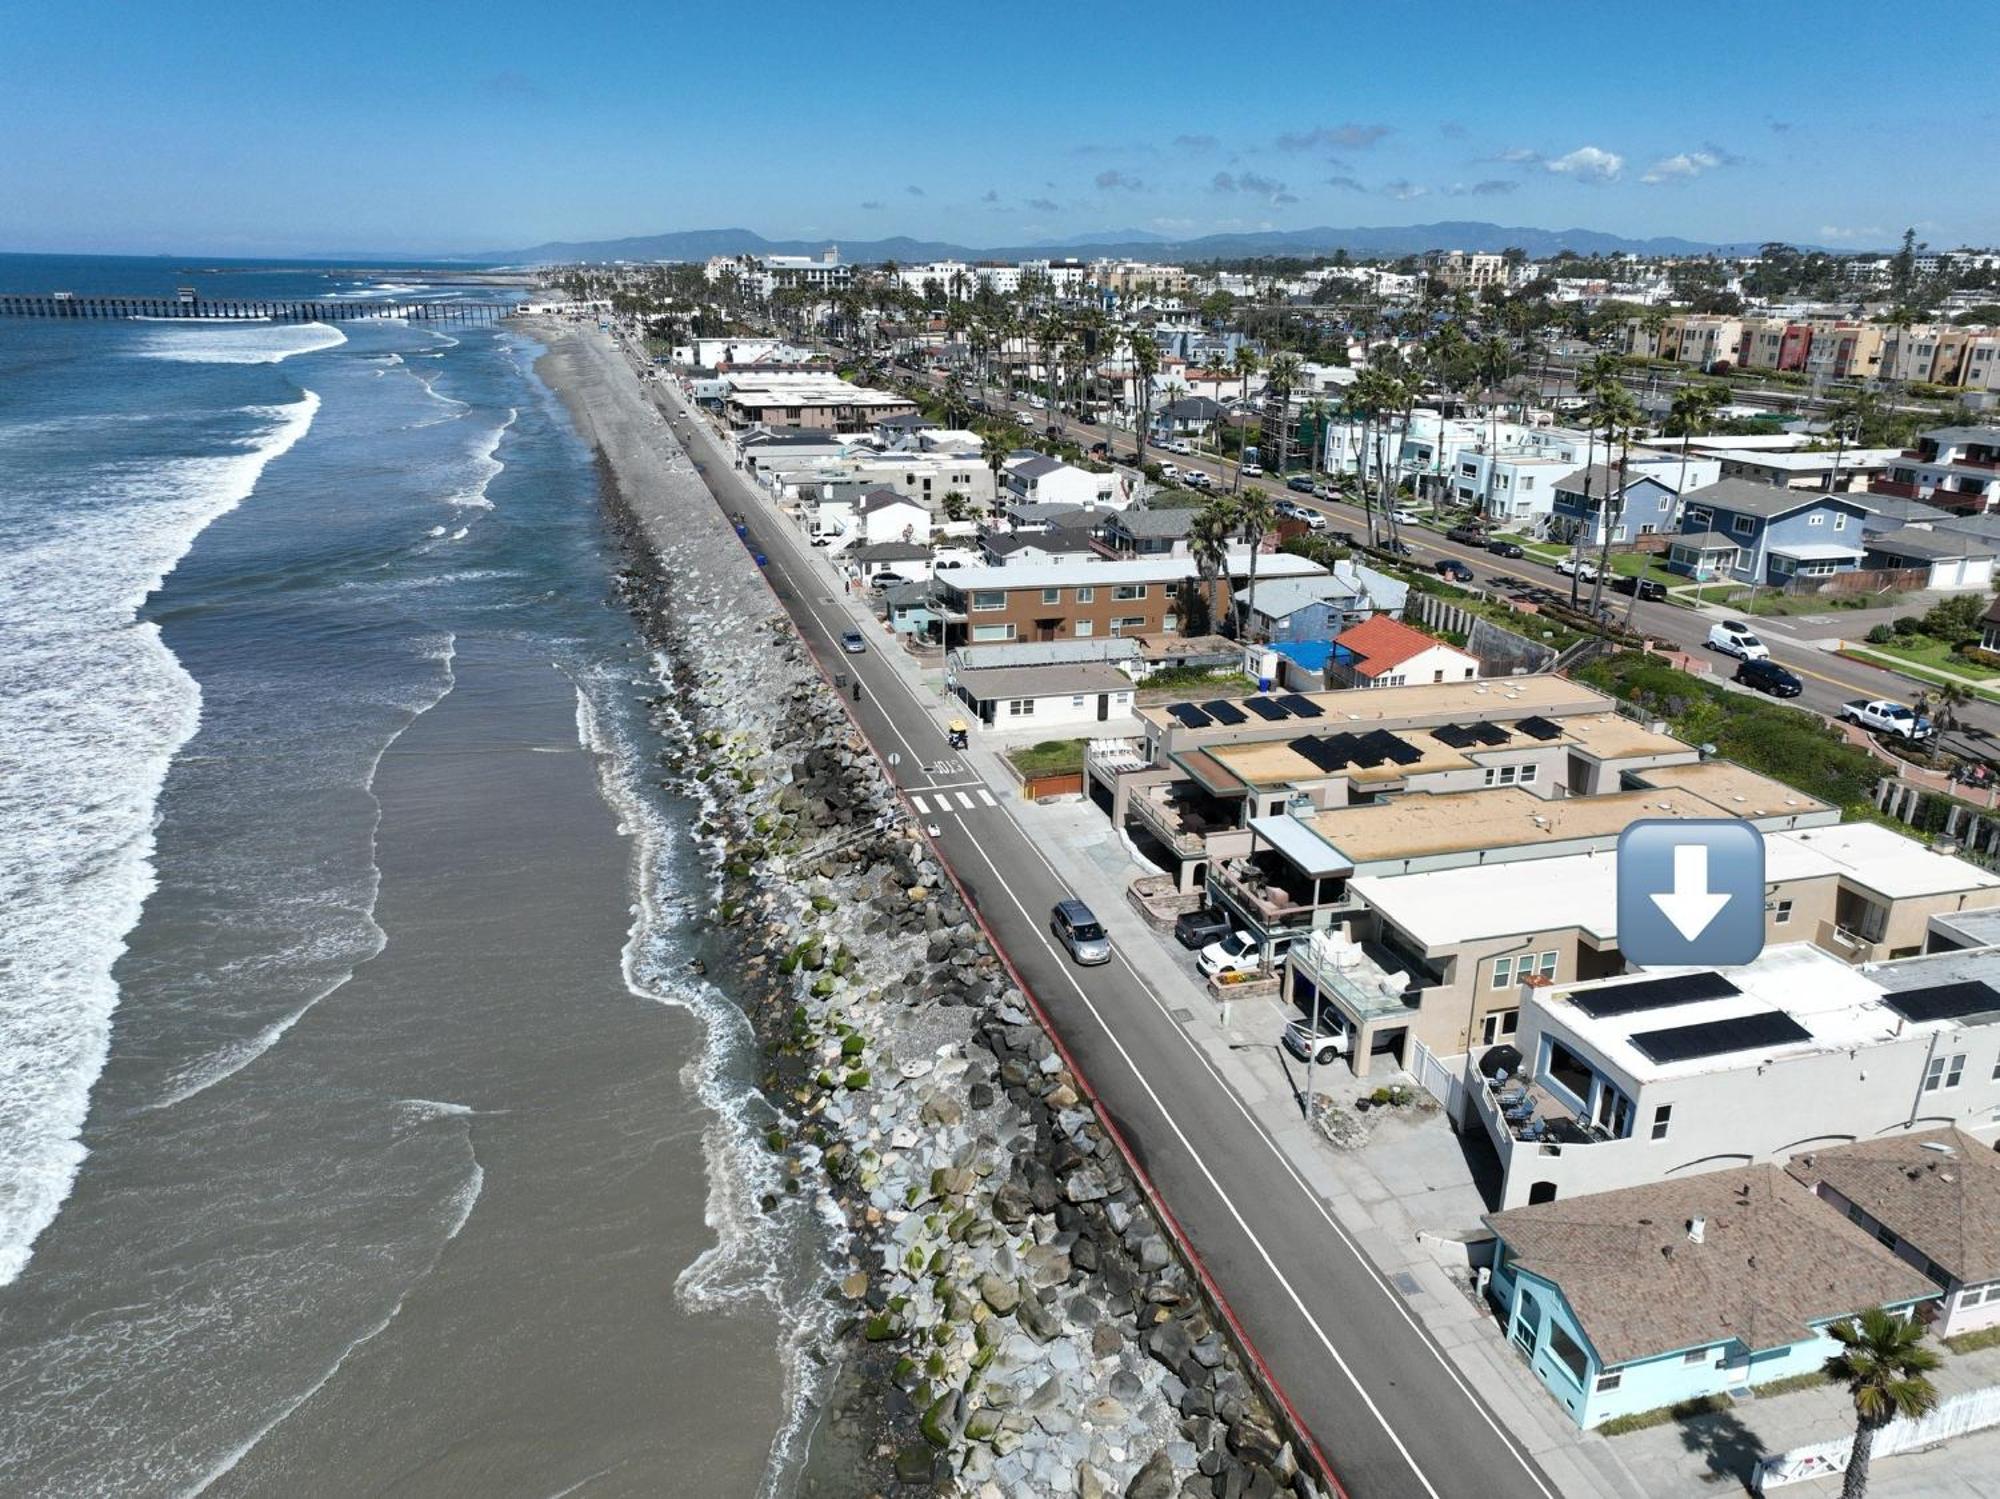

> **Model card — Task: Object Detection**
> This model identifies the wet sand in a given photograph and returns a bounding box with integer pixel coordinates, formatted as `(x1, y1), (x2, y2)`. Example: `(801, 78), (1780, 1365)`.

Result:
(206, 634), (786, 1497)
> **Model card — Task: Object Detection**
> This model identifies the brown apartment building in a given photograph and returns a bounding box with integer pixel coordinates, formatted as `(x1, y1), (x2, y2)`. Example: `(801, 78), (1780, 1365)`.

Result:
(932, 552), (1327, 647)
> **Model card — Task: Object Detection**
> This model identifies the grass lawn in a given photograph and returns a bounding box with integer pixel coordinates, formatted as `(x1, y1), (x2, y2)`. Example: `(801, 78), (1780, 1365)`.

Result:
(1007, 739), (1087, 778)
(1137, 667), (1255, 695)
(1946, 1324), (2000, 1356)
(1840, 647), (2000, 703)
(1608, 552), (1686, 589)
(1860, 633), (2000, 681)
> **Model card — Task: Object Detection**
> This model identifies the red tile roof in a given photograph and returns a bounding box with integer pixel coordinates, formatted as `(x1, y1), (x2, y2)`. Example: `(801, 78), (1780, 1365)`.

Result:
(1330, 615), (1448, 679)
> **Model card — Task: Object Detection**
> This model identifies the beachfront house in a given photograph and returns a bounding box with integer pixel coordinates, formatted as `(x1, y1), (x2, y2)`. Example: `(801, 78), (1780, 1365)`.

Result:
(1547, 466), (1678, 547)
(1483, 1166), (1937, 1429)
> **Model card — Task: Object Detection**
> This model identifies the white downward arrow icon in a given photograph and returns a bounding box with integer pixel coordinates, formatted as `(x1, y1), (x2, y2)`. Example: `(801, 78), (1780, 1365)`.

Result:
(1651, 844), (1732, 941)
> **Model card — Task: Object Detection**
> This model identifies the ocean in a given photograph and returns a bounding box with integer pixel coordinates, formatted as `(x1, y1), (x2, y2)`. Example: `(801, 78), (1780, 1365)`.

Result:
(0, 256), (813, 1494)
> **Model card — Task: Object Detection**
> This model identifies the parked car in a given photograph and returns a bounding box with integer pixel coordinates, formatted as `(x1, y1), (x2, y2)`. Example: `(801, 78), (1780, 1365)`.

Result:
(1087, 441), (1109, 457)
(1391, 507), (1422, 525)
(840, 629), (867, 654)
(1198, 930), (1263, 977)
(1734, 657), (1802, 697)
(1015, 411), (1036, 428)
(1555, 553), (1598, 581)
(1312, 483), (1336, 500)
(1281, 1016), (1349, 1067)
(869, 570), (909, 590)
(1293, 507), (1327, 532)
(1611, 574), (1668, 602)
(1286, 475), (1317, 494)
(1076, 411), (1097, 425)
(1706, 620), (1769, 660)
(1158, 462), (1181, 481)
(1434, 558), (1474, 582)
(1051, 899), (1112, 965)
(1377, 538), (1413, 556)
(1446, 523), (1489, 546)
(1486, 538), (1525, 559)
(1185, 470), (1214, 491)
(1841, 698), (1935, 740)
(1166, 439), (1194, 456)
(1173, 907), (1234, 950)
(1240, 463), (1264, 478)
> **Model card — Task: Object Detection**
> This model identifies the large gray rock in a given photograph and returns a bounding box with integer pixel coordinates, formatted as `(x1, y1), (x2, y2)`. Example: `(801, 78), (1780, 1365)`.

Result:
(1126, 1450), (1178, 1499)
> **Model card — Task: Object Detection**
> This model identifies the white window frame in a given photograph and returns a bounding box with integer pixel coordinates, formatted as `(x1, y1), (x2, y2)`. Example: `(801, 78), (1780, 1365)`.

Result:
(1731, 514), (1756, 536)
(1073, 620), (1094, 638)
(1076, 585), (1094, 603)
(1491, 956), (1514, 990)
(1041, 587), (1062, 605)
(971, 590), (1006, 612)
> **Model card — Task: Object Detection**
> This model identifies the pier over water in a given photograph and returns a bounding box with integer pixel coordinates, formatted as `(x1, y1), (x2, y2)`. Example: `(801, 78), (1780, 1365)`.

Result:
(0, 294), (510, 323)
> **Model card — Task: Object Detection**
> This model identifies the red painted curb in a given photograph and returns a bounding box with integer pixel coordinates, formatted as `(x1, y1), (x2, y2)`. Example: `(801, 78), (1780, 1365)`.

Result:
(658, 382), (1346, 1499)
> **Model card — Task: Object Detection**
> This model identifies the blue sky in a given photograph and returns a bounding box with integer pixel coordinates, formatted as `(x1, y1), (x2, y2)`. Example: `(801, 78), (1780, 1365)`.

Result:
(4, 1), (1995, 257)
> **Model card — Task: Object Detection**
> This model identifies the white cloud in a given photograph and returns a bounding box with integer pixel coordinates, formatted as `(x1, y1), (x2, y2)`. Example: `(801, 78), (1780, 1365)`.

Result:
(1640, 146), (1740, 184)
(1545, 146), (1624, 183)
(1381, 179), (1430, 201)
(1819, 225), (1885, 242)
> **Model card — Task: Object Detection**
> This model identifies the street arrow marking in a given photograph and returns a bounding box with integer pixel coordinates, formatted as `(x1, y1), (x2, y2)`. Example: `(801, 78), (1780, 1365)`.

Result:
(1651, 844), (1733, 942)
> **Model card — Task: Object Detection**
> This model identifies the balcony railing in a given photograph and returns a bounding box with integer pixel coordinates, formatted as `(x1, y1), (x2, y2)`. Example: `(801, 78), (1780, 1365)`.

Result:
(1210, 860), (1320, 930)
(1291, 930), (1421, 1022)
(1131, 787), (1213, 859)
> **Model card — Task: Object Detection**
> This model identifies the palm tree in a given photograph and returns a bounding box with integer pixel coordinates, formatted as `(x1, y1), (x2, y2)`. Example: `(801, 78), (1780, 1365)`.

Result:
(1824, 1307), (1939, 1499)
(1264, 352), (1305, 474)
(1232, 488), (1278, 639)
(1473, 335), (1519, 521)
(1129, 329), (1160, 467)
(1160, 377), (1189, 447)
(1666, 382), (1724, 520)
(1589, 382), (1643, 618)
(1932, 679), (1974, 736)
(984, 442), (1010, 523)
(1567, 352), (1626, 604)
(1230, 345), (1262, 493)
(1302, 396), (1332, 487)
(1189, 498), (1239, 629)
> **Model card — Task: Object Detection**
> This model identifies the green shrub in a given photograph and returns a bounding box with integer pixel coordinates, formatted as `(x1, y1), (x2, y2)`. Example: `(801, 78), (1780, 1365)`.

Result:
(1597, 1394), (1732, 1436)
(1893, 615), (1923, 636)
(1866, 623), (1895, 645)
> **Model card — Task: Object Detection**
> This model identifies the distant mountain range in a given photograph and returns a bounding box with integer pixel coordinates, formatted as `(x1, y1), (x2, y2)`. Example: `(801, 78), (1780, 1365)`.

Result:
(481, 222), (1786, 267)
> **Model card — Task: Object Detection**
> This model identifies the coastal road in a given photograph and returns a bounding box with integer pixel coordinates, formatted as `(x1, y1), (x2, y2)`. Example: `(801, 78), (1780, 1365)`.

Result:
(594, 333), (1570, 1499)
(900, 360), (2000, 751)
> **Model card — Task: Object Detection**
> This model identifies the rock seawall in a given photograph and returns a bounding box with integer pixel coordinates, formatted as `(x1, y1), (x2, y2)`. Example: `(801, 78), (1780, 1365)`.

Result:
(560, 331), (1327, 1499)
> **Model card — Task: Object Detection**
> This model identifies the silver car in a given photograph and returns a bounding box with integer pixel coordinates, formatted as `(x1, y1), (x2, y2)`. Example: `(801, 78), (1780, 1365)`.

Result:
(1051, 899), (1112, 965)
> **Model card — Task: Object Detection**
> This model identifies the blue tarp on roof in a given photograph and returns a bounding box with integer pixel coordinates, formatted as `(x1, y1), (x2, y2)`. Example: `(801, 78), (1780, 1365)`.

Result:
(1271, 641), (1332, 672)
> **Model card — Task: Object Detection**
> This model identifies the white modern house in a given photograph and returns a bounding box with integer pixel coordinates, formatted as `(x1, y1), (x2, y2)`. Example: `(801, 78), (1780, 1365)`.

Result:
(1471, 943), (2000, 1210)
(1004, 455), (1125, 510)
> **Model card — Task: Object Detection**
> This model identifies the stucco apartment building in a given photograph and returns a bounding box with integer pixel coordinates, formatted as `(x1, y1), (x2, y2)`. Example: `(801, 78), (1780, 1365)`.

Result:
(931, 551), (1324, 647)
(722, 373), (918, 432)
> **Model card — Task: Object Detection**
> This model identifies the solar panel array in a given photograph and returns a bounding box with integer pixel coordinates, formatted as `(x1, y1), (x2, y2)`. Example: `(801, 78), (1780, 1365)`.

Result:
(1277, 694), (1324, 719)
(1573, 971), (1741, 1020)
(1430, 724), (1479, 749)
(1469, 721), (1512, 746)
(1284, 730), (1422, 773)
(1242, 696), (1290, 721)
(1881, 981), (2000, 1025)
(1629, 1011), (1813, 1065)
(1167, 703), (1212, 728)
(1202, 699), (1248, 726)
(1516, 716), (1564, 742)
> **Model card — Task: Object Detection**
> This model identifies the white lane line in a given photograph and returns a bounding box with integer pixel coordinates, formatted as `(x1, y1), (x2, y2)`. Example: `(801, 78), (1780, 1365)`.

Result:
(909, 795), (929, 814)
(976, 789), (996, 807)
(952, 836), (1446, 1499)
(955, 791), (976, 811)
(993, 825), (1559, 1499)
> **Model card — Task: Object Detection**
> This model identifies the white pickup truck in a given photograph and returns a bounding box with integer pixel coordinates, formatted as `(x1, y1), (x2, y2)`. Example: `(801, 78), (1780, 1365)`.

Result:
(1555, 553), (1599, 582)
(1841, 699), (1935, 740)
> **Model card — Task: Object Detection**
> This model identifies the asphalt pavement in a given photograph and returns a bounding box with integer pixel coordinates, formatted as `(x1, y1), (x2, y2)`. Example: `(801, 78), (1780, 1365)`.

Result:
(601, 335), (1575, 1499)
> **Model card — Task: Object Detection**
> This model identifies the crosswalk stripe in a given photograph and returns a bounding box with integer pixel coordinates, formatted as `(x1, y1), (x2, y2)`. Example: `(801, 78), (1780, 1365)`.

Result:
(909, 794), (929, 814)
(976, 789), (996, 807)
(956, 791), (976, 810)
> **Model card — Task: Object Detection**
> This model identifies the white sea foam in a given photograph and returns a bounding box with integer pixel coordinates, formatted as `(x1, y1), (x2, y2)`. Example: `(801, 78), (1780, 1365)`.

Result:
(131, 322), (347, 365)
(570, 664), (841, 1499)
(0, 392), (320, 1286)
(449, 526), (469, 541)
(426, 524), (448, 538)
(147, 633), (457, 1110)
(447, 407), (515, 508)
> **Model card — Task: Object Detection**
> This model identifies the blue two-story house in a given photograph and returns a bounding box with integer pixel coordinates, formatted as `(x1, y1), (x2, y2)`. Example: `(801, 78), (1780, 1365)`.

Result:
(1548, 464), (1679, 547)
(1484, 1165), (1936, 1429)
(1666, 479), (1868, 585)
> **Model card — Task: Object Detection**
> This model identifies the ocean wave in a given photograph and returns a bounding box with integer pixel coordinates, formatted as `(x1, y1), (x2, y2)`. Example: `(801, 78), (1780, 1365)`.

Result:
(145, 632), (457, 1110)
(570, 664), (840, 1499)
(0, 391), (321, 1287)
(130, 323), (347, 365)
(185, 1117), (482, 1495)
(447, 407), (515, 508)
